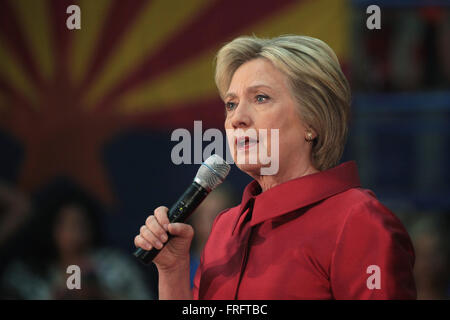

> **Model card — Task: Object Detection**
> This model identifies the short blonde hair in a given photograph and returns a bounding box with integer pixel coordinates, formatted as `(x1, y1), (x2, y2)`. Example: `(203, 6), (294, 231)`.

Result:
(215, 35), (351, 171)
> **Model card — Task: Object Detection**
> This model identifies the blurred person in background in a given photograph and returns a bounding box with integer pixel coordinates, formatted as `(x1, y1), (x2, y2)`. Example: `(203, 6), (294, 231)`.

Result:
(0, 181), (33, 295)
(1, 179), (154, 299)
(390, 7), (450, 90)
(408, 212), (450, 300)
(0, 181), (31, 253)
(352, 6), (450, 91)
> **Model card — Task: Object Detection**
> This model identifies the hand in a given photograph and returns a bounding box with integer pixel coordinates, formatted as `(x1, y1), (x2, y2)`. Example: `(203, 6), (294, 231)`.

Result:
(134, 206), (194, 271)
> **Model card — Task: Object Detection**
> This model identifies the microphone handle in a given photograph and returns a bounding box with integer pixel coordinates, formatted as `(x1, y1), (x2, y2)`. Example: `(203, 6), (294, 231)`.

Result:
(134, 181), (209, 265)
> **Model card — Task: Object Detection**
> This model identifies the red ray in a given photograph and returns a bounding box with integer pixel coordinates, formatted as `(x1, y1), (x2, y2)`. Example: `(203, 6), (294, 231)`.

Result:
(48, 0), (76, 83)
(93, 0), (299, 112)
(16, 107), (127, 206)
(8, 72), (131, 205)
(0, 77), (35, 111)
(80, 0), (149, 92)
(0, 0), (45, 89)
(0, 77), (37, 133)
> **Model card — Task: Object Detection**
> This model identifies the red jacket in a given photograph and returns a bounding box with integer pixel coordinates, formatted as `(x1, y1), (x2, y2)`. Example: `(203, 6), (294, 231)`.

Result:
(192, 161), (416, 299)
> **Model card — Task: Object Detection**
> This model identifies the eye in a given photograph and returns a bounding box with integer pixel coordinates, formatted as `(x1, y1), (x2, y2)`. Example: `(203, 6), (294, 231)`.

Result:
(225, 101), (237, 111)
(255, 94), (269, 103)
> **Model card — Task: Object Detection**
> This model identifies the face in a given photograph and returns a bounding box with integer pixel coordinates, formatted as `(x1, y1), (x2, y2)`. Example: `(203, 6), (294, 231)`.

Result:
(53, 204), (93, 255)
(224, 58), (313, 178)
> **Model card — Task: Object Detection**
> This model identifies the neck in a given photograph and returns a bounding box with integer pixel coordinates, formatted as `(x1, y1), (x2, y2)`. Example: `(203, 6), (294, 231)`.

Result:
(252, 162), (319, 193)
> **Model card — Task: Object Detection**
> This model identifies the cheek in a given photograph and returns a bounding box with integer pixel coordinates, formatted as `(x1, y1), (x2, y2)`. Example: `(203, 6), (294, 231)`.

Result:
(224, 119), (233, 139)
(276, 118), (305, 153)
(225, 131), (233, 148)
(260, 114), (285, 143)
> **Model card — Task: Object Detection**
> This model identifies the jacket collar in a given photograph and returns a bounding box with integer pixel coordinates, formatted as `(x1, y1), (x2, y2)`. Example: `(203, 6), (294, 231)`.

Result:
(238, 161), (361, 227)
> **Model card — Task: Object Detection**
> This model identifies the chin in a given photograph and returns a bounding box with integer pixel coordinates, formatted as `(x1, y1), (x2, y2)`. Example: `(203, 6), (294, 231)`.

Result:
(235, 162), (264, 177)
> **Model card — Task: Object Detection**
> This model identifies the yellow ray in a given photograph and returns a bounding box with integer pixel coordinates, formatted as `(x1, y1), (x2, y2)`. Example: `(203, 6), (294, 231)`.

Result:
(248, 0), (349, 59)
(114, 0), (349, 114)
(69, 0), (113, 87)
(83, 0), (214, 110)
(117, 49), (217, 113)
(9, 0), (54, 82)
(0, 35), (38, 108)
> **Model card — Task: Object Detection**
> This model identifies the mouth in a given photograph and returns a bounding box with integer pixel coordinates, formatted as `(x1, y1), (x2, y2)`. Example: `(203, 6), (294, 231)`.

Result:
(236, 136), (259, 151)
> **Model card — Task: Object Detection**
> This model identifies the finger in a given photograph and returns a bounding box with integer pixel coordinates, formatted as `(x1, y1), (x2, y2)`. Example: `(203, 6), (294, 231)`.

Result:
(140, 225), (163, 249)
(154, 206), (170, 231)
(146, 215), (168, 243)
(167, 223), (194, 239)
(134, 234), (152, 251)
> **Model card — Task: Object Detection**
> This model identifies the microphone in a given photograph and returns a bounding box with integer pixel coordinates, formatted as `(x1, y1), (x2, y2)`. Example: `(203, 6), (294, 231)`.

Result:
(133, 154), (231, 265)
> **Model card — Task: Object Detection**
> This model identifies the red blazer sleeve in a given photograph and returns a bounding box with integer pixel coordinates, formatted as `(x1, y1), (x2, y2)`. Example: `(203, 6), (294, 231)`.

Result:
(330, 199), (417, 299)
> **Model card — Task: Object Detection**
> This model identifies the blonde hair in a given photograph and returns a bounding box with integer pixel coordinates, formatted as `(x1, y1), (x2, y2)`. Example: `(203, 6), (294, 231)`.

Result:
(215, 35), (351, 171)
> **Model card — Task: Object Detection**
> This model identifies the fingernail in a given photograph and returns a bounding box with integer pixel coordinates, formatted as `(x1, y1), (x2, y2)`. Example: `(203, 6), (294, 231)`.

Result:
(163, 224), (169, 231)
(155, 240), (163, 249)
(161, 234), (168, 242)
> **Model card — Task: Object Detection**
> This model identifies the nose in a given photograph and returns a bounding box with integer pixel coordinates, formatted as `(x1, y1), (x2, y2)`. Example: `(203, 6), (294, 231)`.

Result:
(229, 102), (252, 129)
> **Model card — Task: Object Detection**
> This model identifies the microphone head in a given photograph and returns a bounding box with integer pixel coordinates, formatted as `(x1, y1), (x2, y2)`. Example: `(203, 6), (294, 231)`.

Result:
(194, 154), (231, 191)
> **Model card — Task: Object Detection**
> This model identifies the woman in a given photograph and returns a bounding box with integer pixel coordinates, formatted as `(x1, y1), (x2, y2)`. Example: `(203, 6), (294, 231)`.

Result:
(134, 35), (416, 299)
(2, 180), (153, 299)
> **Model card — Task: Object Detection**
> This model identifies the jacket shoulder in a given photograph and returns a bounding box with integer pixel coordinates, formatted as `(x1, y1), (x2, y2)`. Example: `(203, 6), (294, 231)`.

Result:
(324, 187), (402, 225)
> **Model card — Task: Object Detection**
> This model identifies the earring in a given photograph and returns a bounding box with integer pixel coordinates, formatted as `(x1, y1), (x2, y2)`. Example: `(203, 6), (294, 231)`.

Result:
(306, 131), (313, 142)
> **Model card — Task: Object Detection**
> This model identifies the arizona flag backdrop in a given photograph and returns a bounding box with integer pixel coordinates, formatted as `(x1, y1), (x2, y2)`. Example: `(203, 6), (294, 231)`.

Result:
(0, 0), (349, 209)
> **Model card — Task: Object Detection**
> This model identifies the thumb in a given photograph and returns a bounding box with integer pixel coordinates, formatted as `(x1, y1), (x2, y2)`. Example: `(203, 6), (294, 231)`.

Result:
(168, 222), (194, 239)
